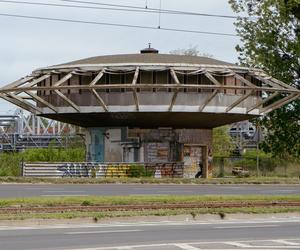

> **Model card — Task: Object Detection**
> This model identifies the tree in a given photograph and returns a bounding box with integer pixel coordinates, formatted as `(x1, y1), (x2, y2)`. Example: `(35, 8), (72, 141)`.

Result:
(169, 45), (214, 58)
(213, 126), (235, 156)
(229, 0), (300, 158)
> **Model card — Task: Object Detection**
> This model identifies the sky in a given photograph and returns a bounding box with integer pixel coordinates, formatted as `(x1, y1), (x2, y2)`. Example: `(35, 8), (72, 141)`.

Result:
(0, 0), (241, 114)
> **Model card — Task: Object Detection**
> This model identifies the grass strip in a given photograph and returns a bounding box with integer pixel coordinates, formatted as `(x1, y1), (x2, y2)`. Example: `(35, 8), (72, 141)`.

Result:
(1, 176), (300, 184)
(0, 195), (299, 221)
(0, 207), (300, 221)
(0, 195), (300, 208)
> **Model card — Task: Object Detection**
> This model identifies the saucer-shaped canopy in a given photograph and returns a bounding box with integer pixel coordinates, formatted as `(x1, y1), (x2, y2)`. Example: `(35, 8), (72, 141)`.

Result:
(0, 52), (299, 128)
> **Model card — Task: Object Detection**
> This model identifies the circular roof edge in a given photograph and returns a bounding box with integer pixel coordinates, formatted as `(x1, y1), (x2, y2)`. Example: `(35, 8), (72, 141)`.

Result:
(35, 62), (261, 73)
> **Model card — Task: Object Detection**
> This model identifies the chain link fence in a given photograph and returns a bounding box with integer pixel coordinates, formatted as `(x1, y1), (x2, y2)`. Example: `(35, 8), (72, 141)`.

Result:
(213, 156), (300, 178)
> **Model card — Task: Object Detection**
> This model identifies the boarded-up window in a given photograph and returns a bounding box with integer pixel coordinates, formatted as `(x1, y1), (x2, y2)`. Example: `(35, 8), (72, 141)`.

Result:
(225, 76), (236, 95)
(109, 74), (121, 92)
(156, 71), (168, 92)
(140, 71), (153, 92)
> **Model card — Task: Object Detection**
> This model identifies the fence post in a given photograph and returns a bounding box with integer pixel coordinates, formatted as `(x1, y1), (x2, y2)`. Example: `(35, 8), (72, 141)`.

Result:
(220, 158), (225, 177)
(202, 146), (209, 179)
(20, 158), (24, 177)
(256, 125), (260, 177)
(145, 164), (148, 177)
(172, 163), (174, 178)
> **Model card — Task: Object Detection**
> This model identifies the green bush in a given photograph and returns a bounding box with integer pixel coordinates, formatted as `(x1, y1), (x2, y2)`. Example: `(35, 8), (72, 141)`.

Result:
(22, 147), (85, 162)
(129, 164), (147, 178)
(233, 150), (283, 175)
(0, 147), (85, 177)
(0, 153), (22, 176)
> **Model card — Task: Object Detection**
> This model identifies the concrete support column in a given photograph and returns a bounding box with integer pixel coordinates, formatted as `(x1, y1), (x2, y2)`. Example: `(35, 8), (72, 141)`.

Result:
(85, 128), (105, 162)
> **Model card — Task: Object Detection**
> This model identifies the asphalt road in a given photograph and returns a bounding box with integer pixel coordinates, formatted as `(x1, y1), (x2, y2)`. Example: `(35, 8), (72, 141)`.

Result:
(0, 184), (299, 198)
(0, 217), (300, 249)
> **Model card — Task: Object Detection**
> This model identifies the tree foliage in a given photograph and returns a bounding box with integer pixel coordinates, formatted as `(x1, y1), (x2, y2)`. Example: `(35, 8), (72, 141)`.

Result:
(213, 126), (235, 156)
(0, 147), (85, 176)
(229, 0), (300, 158)
(169, 45), (214, 58)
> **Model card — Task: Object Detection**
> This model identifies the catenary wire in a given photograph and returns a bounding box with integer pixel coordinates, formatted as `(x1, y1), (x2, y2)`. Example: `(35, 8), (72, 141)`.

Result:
(0, 0), (169, 15)
(61, 0), (239, 18)
(0, 13), (238, 36)
(0, 0), (240, 18)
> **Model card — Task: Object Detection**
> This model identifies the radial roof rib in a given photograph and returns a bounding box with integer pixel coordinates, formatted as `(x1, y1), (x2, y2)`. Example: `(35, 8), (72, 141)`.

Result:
(53, 72), (74, 87)
(261, 93), (299, 114)
(132, 67), (140, 111)
(2, 76), (34, 90)
(6, 93), (42, 113)
(252, 72), (295, 91)
(251, 74), (283, 89)
(168, 68), (181, 112)
(226, 91), (254, 113)
(225, 72), (258, 113)
(0, 93), (37, 114)
(204, 71), (222, 86)
(89, 68), (106, 86)
(89, 69), (108, 112)
(25, 74), (51, 88)
(254, 71), (296, 90)
(231, 72), (257, 88)
(51, 71), (80, 112)
(199, 72), (221, 112)
(91, 89), (108, 112)
(270, 77), (297, 90)
(54, 90), (80, 112)
(25, 91), (58, 113)
(247, 91), (279, 113)
(14, 74), (51, 95)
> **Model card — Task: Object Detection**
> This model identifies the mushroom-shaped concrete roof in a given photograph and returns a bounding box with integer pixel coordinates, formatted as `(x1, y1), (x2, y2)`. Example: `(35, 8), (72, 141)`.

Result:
(0, 50), (299, 128)
(54, 54), (237, 67)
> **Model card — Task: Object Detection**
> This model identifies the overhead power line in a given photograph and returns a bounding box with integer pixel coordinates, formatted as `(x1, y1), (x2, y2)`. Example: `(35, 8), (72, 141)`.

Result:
(0, 0), (239, 18)
(0, 0), (164, 14)
(61, 0), (239, 18)
(0, 12), (238, 37)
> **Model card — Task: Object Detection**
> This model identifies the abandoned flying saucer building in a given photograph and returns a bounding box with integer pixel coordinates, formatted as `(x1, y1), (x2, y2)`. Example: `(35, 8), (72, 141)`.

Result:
(1, 47), (299, 177)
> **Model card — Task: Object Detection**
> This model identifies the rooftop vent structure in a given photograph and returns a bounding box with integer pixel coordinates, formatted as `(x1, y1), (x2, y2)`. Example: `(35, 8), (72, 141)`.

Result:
(140, 43), (159, 54)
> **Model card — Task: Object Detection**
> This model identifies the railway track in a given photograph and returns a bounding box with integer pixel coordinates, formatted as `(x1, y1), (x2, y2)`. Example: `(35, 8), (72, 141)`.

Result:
(1, 201), (300, 214)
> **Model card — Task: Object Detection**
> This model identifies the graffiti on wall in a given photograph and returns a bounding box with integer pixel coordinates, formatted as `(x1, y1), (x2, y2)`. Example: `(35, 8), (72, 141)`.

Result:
(24, 162), (185, 178)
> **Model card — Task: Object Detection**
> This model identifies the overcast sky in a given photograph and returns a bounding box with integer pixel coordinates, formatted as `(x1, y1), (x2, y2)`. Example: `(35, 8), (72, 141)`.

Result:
(0, 0), (240, 114)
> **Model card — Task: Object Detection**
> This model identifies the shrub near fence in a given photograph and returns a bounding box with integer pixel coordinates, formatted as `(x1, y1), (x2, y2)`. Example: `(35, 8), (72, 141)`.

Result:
(0, 148), (85, 176)
(213, 151), (300, 178)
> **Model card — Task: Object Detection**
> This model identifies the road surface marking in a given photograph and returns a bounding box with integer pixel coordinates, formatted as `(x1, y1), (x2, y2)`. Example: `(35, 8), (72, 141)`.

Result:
(41, 195), (88, 197)
(174, 243), (201, 250)
(43, 190), (86, 193)
(215, 225), (279, 229)
(0, 218), (299, 231)
(63, 239), (300, 250)
(64, 229), (142, 235)
(225, 242), (253, 248)
(272, 240), (300, 246)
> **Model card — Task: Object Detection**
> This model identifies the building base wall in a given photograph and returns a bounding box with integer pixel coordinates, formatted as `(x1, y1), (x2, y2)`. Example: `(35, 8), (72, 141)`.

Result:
(85, 127), (213, 178)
